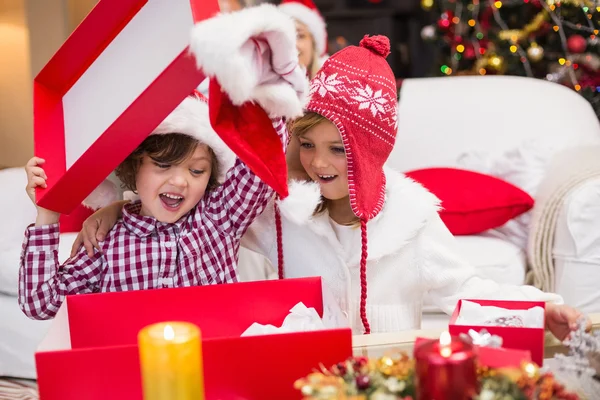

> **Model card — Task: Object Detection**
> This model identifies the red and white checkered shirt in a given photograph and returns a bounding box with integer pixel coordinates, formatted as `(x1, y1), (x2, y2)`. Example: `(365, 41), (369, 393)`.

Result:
(19, 119), (287, 320)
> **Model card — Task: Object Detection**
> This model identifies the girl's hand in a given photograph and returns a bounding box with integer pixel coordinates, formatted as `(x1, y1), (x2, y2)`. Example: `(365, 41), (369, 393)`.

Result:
(70, 201), (127, 257)
(25, 157), (59, 226)
(545, 303), (591, 341)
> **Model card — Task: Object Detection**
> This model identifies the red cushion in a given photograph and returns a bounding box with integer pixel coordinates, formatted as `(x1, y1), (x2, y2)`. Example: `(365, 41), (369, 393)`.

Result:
(404, 168), (534, 235)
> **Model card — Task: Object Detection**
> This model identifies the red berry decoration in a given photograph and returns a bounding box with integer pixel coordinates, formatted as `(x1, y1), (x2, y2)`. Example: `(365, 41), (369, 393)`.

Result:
(567, 35), (587, 53)
(356, 375), (371, 390)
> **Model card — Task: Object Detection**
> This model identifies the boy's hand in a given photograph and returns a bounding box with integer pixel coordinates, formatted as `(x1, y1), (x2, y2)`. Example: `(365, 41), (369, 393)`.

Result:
(25, 157), (60, 226)
(545, 303), (591, 341)
(25, 157), (48, 204)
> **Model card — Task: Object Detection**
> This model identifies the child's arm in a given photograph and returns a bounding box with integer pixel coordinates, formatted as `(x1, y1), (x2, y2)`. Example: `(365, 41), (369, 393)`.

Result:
(25, 157), (59, 226)
(205, 118), (287, 239)
(421, 213), (563, 312)
(19, 225), (104, 320)
(190, 6), (306, 240)
(20, 156), (104, 320)
(420, 213), (589, 340)
(70, 200), (129, 258)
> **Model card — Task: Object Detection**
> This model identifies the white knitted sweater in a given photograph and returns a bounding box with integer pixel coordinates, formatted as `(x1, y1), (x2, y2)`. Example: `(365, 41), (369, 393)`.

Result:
(243, 168), (562, 334)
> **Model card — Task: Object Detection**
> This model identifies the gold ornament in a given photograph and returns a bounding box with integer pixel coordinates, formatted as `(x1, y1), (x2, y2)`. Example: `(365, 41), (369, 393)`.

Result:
(498, 11), (548, 43)
(498, 29), (524, 43)
(421, 0), (435, 11)
(548, 0), (594, 6)
(475, 54), (506, 74)
(527, 43), (544, 62)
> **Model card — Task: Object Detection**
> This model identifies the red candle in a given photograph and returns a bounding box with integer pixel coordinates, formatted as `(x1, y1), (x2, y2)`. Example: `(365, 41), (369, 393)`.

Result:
(414, 332), (478, 400)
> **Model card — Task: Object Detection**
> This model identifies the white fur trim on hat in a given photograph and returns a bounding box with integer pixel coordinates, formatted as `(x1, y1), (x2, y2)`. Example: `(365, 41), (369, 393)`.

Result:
(189, 4), (305, 119)
(82, 179), (119, 210)
(152, 96), (236, 182)
(279, 2), (327, 57)
(276, 180), (321, 225)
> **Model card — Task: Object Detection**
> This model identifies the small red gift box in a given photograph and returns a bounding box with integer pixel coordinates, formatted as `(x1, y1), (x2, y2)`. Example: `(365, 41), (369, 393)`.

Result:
(34, 0), (219, 214)
(414, 337), (532, 369)
(449, 299), (545, 365)
(35, 277), (352, 400)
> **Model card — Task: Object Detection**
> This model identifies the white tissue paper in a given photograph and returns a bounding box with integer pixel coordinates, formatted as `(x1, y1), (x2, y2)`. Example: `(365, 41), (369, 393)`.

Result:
(241, 302), (327, 337)
(455, 300), (545, 328)
(240, 281), (350, 337)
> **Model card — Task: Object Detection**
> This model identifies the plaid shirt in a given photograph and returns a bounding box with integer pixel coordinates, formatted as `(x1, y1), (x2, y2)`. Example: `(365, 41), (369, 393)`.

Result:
(19, 119), (287, 320)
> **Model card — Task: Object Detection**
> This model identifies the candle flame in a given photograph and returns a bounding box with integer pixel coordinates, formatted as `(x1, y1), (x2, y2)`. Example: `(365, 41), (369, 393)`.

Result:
(439, 331), (452, 357)
(440, 347), (452, 358)
(163, 324), (175, 341)
(439, 331), (451, 346)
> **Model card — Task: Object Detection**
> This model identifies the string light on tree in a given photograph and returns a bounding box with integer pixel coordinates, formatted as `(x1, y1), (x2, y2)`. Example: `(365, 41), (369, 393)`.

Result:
(424, 0), (600, 118)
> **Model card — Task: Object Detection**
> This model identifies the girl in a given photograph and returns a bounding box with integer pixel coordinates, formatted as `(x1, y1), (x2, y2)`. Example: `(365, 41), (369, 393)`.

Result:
(279, 0), (328, 80)
(74, 33), (586, 339)
(19, 5), (305, 320)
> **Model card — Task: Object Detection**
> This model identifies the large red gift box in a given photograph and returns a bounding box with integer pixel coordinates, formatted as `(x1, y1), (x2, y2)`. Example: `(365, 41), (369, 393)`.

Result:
(34, 0), (219, 214)
(35, 277), (352, 400)
(449, 299), (545, 365)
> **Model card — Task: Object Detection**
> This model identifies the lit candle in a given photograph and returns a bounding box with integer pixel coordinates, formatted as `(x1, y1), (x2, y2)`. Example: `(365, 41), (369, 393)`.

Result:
(414, 331), (477, 400)
(138, 322), (204, 400)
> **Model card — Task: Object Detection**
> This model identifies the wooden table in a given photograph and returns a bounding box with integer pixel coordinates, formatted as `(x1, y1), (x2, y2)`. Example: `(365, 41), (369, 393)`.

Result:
(351, 313), (600, 399)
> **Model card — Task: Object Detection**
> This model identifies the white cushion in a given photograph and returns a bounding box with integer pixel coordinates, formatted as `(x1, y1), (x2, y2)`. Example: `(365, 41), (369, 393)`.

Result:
(0, 168), (37, 295)
(391, 76), (600, 172)
(553, 177), (600, 314)
(423, 235), (526, 312)
(0, 167), (81, 295)
(454, 235), (526, 286)
(456, 139), (564, 250)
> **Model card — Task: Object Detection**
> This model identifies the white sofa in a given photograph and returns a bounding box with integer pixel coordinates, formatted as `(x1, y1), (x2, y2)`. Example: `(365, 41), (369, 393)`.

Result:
(388, 76), (600, 328)
(2, 75), (599, 379)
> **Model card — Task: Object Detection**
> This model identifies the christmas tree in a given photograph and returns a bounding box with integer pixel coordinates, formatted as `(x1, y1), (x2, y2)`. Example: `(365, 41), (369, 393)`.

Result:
(421, 0), (600, 118)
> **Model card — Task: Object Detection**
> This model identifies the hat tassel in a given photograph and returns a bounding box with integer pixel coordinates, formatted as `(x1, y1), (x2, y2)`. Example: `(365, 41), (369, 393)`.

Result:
(359, 219), (371, 334)
(275, 200), (285, 280)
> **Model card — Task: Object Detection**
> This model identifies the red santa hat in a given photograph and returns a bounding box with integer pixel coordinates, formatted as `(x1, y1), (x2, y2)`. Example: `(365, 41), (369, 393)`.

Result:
(84, 91), (235, 209)
(279, 0), (328, 58)
(189, 4), (308, 199)
(150, 90), (235, 182)
(277, 35), (399, 334)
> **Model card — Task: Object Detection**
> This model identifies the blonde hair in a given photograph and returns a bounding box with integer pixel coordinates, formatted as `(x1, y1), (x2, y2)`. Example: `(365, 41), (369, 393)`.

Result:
(290, 112), (360, 227)
(308, 39), (320, 80)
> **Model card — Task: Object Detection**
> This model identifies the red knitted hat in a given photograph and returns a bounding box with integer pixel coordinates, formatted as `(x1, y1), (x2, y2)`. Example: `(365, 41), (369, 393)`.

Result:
(306, 35), (398, 221)
(277, 36), (398, 334)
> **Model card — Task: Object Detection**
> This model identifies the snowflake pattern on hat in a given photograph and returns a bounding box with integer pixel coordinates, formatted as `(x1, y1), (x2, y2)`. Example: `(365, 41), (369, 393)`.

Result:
(308, 67), (398, 149)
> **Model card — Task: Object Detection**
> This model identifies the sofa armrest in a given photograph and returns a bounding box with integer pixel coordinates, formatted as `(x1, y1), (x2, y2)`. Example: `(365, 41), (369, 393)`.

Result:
(552, 177), (600, 314)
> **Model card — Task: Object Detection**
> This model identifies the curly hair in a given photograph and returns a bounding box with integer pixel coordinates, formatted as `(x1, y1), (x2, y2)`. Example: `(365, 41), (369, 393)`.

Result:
(115, 133), (220, 193)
